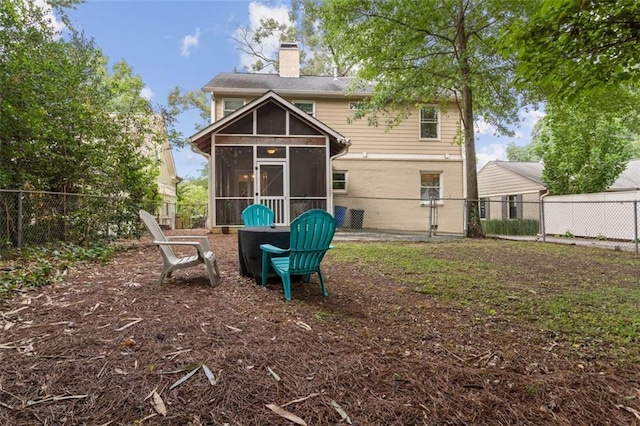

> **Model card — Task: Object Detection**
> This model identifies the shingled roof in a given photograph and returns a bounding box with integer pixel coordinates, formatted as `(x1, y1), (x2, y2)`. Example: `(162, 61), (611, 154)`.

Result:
(487, 159), (640, 191)
(492, 161), (545, 185)
(202, 72), (372, 97)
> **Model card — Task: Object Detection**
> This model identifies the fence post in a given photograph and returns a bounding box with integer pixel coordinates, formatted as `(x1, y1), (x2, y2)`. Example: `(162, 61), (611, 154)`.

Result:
(17, 191), (23, 250)
(463, 198), (468, 237)
(428, 197), (434, 238)
(634, 200), (638, 256)
(541, 198), (546, 243)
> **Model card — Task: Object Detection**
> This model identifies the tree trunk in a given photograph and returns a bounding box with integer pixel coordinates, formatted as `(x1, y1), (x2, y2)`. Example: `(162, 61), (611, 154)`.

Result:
(456, 0), (484, 238)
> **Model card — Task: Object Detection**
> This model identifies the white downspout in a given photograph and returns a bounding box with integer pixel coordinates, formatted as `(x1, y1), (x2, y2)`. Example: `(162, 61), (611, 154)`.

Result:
(329, 138), (352, 215)
(210, 94), (216, 123)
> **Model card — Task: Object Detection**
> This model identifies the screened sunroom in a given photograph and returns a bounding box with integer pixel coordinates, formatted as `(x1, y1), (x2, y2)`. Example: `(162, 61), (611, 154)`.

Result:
(189, 91), (350, 228)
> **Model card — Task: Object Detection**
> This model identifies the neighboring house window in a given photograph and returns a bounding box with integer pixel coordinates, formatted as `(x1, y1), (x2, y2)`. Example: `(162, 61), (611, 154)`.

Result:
(479, 198), (489, 219)
(420, 106), (439, 139)
(420, 172), (441, 200)
(294, 101), (315, 116)
(223, 99), (244, 116)
(332, 171), (347, 192)
(502, 194), (522, 219)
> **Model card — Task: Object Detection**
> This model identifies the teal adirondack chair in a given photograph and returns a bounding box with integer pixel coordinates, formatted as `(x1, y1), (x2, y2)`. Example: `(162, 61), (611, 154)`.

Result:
(260, 209), (337, 301)
(242, 204), (275, 226)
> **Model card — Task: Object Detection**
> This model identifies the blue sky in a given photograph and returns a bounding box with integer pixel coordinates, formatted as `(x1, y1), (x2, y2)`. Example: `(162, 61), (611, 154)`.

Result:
(60, 0), (542, 179)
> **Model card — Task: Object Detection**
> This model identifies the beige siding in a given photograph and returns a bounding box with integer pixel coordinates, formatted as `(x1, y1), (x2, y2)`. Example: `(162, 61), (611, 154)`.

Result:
(210, 90), (465, 231)
(477, 162), (545, 197)
(316, 99), (462, 156)
(333, 158), (464, 232)
(213, 95), (462, 156)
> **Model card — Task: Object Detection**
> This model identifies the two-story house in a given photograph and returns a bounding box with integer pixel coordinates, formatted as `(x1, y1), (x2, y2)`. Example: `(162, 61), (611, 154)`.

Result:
(189, 43), (465, 232)
(139, 115), (180, 229)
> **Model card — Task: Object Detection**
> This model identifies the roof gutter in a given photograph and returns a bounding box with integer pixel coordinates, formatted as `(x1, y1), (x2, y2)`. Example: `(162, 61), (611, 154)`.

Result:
(331, 137), (352, 161)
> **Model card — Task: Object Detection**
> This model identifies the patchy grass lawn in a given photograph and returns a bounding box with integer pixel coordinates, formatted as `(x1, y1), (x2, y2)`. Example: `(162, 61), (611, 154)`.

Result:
(0, 234), (639, 425)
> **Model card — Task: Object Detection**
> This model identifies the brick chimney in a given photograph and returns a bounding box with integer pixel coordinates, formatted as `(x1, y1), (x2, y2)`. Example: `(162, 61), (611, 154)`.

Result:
(278, 42), (300, 78)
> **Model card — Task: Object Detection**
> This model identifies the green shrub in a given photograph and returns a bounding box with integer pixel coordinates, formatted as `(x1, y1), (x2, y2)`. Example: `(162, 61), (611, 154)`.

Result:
(481, 219), (539, 236)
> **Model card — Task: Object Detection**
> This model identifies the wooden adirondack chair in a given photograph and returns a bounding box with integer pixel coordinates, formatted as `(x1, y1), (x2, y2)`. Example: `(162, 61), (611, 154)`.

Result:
(139, 210), (221, 287)
(241, 204), (275, 226)
(260, 209), (336, 301)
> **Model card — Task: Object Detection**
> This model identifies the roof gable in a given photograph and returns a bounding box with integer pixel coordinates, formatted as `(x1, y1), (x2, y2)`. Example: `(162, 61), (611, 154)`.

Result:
(189, 90), (350, 156)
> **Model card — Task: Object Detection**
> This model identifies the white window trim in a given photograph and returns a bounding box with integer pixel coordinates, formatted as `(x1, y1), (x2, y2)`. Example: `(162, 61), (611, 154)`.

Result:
(223, 98), (245, 116)
(293, 100), (315, 117)
(332, 170), (348, 193)
(419, 171), (443, 206)
(419, 106), (440, 140)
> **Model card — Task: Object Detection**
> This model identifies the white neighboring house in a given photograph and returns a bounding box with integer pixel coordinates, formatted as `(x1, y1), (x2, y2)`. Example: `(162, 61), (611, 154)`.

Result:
(478, 159), (640, 240)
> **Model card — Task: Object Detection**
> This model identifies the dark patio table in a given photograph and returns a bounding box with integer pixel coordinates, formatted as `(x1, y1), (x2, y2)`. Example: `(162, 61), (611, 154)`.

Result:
(238, 226), (290, 283)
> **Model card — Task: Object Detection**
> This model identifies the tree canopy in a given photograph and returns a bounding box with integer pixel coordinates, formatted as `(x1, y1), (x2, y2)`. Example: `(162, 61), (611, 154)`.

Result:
(505, 0), (640, 101)
(0, 0), (162, 205)
(318, 0), (534, 237)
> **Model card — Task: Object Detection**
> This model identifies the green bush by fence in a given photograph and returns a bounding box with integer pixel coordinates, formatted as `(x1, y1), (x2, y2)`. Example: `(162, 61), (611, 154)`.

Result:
(482, 219), (539, 236)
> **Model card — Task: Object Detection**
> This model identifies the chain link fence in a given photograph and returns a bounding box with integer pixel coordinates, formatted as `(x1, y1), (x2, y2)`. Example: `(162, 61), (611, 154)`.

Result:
(0, 189), (156, 254)
(335, 195), (639, 254)
(3, 190), (638, 255)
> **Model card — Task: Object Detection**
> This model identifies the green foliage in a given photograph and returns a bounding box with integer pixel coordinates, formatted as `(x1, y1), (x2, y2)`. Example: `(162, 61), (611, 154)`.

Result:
(505, 142), (542, 162)
(562, 230), (575, 238)
(0, 242), (114, 301)
(177, 169), (208, 220)
(319, 0), (536, 237)
(482, 219), (539, 236)
(232, 0), (355, 76)
(539, 91), (634, 195)
(595, 233), (607, 241)
(0, 0), (166, 246)
(504, 0), (640, 101)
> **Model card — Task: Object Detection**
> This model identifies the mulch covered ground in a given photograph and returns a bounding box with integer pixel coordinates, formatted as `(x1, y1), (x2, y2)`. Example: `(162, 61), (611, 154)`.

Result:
(1, 230), (639, 425)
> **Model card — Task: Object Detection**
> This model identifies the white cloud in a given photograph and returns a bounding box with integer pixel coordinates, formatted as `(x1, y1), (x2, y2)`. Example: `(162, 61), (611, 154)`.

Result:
(140, 86), (154, 101)
(35, 0), (65, 35)
(476, 143), (508, 170)
(235, 2), (293, 72)
(181, 28), (201, 58)
(475, 116), (497, 136)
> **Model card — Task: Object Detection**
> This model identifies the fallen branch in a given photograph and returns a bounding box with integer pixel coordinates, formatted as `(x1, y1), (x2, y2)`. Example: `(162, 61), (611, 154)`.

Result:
(26, 394), (88, 407)
(1, 306), (28, 318)
(115, 318), (143, 332)
(281, 393), (320, 408)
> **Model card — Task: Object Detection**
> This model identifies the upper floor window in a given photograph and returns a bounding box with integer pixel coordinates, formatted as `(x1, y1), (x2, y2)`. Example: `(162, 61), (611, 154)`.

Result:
(420, 172), (441, 200)
(332, 171), (347, 192)
(223, 99), (244, 116)
(293, 101), (315, 116)
(420, 106), (439, 139)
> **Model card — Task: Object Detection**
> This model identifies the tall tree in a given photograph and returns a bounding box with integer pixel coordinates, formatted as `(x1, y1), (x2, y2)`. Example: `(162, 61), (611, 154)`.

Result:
(318, 0), (533, 237)
(168, 0), (357, 132)
(233, 0), (354, 76)
(0, 0), (160, 202)
(505, 0), (640, 101)
(505, 120), (545, 162)
(534, 87), (640, 194)
(539, 101), (632, 195)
